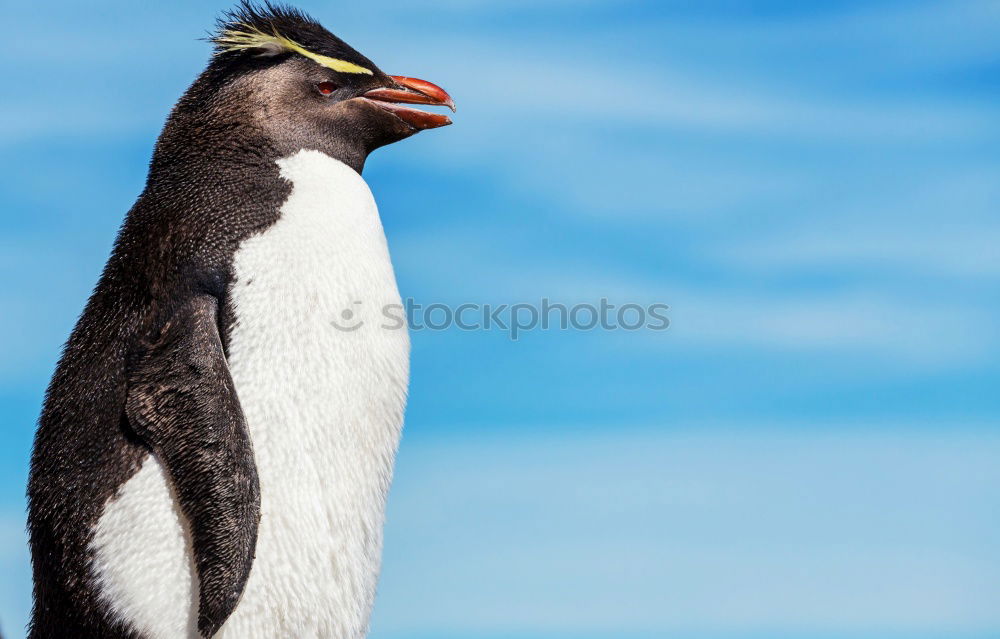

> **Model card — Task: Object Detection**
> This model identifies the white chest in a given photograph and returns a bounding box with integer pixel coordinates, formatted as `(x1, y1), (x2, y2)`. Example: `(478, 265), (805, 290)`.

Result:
(90, 150), (409, 639)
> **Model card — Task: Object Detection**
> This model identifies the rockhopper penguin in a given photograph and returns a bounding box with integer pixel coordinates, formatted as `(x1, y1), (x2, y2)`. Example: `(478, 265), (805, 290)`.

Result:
(27, 3), (455, 637)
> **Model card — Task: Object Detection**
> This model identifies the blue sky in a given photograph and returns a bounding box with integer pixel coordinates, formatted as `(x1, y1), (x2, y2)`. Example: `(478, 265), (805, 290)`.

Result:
(1, 1), (999, 637)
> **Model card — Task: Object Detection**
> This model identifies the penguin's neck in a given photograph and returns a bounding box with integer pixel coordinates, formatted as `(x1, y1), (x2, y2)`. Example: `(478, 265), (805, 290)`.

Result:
(151, 106), (372, 183)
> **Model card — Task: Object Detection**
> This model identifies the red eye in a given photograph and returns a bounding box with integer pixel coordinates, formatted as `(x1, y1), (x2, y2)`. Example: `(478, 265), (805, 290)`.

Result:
(317, 81), (336, 95)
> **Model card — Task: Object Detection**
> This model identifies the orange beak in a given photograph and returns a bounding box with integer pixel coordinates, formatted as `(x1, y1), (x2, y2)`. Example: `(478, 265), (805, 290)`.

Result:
(362, 75), (456, 130)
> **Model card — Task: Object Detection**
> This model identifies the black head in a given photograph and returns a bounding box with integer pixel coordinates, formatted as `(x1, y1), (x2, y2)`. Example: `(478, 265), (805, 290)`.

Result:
(157, 2), (455, 174)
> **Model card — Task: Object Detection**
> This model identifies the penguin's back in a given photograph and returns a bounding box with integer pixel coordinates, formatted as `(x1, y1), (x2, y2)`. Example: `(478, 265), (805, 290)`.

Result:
(89, 150), (410, 638)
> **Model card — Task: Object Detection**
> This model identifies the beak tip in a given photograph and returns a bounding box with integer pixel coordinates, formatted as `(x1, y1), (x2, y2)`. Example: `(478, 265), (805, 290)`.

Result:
(388, 74), (456, 112)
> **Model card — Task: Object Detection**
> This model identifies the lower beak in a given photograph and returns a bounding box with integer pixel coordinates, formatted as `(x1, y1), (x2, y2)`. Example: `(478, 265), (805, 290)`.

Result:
(361, 75), (456, 130)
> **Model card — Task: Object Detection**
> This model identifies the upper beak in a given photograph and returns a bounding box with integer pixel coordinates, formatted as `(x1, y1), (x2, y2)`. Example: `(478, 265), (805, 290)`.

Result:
(361, 75), (456, 130)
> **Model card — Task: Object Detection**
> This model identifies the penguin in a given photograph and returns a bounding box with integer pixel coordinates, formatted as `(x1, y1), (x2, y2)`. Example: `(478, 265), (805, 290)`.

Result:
(27, 3), (455, 638)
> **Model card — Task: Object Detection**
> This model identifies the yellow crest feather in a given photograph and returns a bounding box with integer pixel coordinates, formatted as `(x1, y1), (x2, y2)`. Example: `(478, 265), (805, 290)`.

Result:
(215, 24), (373, 75)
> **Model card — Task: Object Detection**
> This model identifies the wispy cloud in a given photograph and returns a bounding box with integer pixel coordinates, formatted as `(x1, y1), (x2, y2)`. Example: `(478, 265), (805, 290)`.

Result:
(372, 426), (1000, 637)
(715, 169), (1000, 280)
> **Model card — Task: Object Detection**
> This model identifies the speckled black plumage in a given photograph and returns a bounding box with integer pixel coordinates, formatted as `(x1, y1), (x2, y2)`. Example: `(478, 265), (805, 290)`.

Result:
(27, 3), (421, 638)
(125, 295), (259, 638)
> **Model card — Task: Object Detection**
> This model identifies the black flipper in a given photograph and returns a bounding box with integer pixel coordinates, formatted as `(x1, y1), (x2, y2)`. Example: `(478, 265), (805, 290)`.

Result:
(125, 295), (260, 638)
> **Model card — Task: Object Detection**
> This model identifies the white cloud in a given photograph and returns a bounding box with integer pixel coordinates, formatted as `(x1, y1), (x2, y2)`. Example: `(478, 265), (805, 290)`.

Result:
(674, 289), (995, 367)
(372, 426), (1000, 636)
(714, 168), (1000, 279)
(726, 226), (1000, 279)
